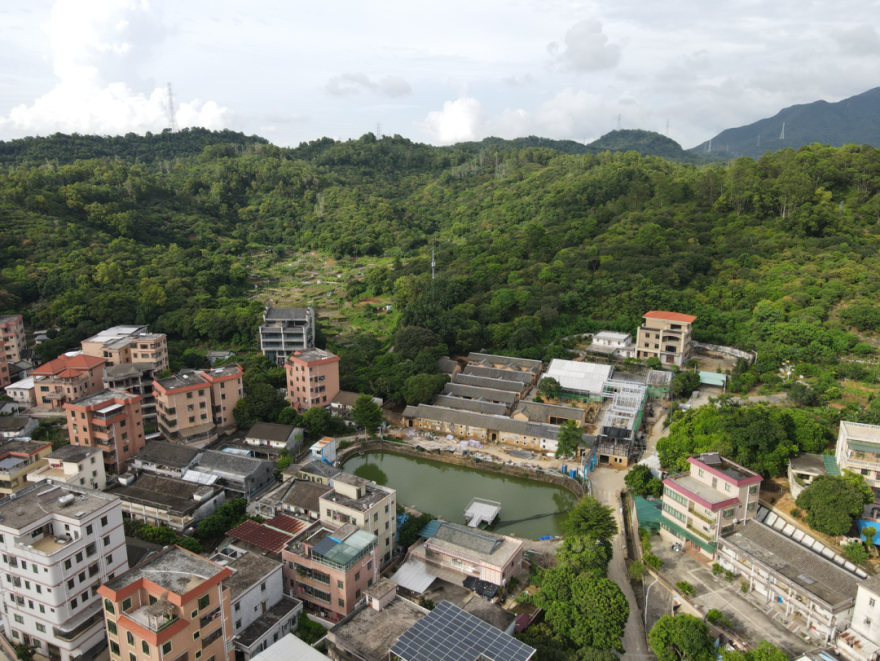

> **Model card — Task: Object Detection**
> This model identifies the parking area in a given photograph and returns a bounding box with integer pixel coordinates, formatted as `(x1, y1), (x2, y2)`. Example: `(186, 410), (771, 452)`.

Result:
(644, 543), (815, 656)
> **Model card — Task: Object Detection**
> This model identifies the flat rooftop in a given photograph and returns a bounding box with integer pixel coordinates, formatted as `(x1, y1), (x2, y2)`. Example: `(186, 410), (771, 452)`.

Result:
(69, 388), (135, 408)
(48, 444), (102, 463)
(223, 552), (282, 601)
(841, 421), (880, 443)
(155, 372), (208, 390)
(426, 523), (522, 569)
(133, 442), (201, 469)
(235, 597), (302, 648)
(723, 523), (860, 607)
(0, 482), (117, 531)
(323, 484), (392, 513)
(689, 453), (760, 483)
(666, 474), (737, 507)
(789, 453), (828, 475)
(330, 597), (427, 661)
(290, 348), (337, 363)
(108, 475), (218, 515)
(246, 422), (297, 442)
(105, 545), (228, 594)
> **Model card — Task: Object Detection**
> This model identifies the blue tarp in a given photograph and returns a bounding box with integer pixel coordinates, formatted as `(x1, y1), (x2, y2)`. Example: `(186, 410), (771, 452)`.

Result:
(857, 520), (880, 544)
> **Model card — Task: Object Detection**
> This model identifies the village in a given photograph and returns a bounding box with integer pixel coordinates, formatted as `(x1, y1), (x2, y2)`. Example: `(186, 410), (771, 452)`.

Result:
(0, 307), (876, 661)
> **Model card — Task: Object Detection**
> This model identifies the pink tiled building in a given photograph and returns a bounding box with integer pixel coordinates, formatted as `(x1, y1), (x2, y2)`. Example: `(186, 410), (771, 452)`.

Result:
(30, 353), (106, 408)
(285, 348), (340, 410)
(64, 389), (145, 474)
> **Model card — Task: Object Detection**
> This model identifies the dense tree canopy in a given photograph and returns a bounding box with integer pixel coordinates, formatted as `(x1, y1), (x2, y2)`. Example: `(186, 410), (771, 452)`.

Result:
(795, 474), (873, 535)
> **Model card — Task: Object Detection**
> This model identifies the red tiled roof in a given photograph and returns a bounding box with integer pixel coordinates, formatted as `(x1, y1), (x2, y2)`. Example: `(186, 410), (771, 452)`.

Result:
(227, 520), (293, 554)
(643, 311), (697, 323)
(32, 354), (105, 377)
(265, 514), (309, 536)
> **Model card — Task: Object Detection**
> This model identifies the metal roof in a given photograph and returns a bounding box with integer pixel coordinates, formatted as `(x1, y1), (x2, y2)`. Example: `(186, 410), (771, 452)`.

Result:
(543, 359), (613, 394)
(440, 383), (518, 405)
(451, 374), (525, 393)
(390, 601), (535, 661)
(462, 366), (533, 385)
(228, 520), (294, 554)
(698, 371), (728, 387)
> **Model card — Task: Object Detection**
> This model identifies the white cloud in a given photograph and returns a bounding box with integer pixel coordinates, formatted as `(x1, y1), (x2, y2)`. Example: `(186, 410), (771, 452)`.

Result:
(501, 73), (535, 87)
(0, 0), (231, 138)
(553, 19), (621, 73)
(324, 72), (413, 97)
(420, 89), (649, 145)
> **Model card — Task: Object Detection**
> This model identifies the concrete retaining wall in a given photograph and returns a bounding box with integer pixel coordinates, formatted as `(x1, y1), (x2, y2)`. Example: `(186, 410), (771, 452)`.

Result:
(336, 440), (587, 498)
(693, 342), (756, 362)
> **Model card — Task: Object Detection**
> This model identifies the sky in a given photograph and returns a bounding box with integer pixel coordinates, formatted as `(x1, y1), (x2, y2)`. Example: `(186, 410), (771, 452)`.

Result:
(1, 0), (879, 149)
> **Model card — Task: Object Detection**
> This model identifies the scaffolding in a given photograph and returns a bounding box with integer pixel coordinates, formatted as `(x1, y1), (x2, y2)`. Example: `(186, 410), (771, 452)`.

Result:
(602, 381), (648, 432)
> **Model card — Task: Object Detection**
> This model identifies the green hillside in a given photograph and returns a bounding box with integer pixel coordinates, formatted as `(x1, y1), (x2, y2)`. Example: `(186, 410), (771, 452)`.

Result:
(2, 132), (880, 400)
(690, 87), (880, 159)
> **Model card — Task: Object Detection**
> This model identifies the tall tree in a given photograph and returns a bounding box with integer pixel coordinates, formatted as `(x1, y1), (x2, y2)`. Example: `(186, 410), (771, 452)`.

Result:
(649, 615), (715, 661)
(350, 394), (384, 433)
(555, 420), (583, 458)
(563, 496), (618, 545)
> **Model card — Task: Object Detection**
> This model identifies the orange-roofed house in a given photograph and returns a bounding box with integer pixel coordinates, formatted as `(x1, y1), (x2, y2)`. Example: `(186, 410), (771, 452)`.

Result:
(98, 546), (235, 661)
(64, 389), (145, 475)
(30, 353), (106, 409)
(284, 348), (340, 410)
(636, 311), (697, 367)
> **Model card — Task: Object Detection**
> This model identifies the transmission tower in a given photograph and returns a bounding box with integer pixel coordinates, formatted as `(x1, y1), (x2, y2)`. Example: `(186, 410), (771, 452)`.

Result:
(166, 83), (179, 132)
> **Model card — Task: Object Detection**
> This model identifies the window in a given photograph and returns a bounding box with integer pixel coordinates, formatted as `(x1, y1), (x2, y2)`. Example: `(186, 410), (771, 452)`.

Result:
(698, 469), (704, 478)
(106, 553), (113, 564)
(663, 487), (688, 506)
(192, 609), (198, 619)
(130, 654), (137, 661)
(355, 572), (360, 581)
(193, 631), (200, 641)
(71, 597), (78, 609)
(866, 618), (873, 626)
(747, 502), (756, 511)
(107, 621), (117, 636)
(367, 561), (372, 570)
(373, 513), (378, 522)
(722, 509), (735, 519)
(149, 596), (157, 605)
(64, 559), (72, 570)
(13, 615), (23, 624)
(36, 624), (46, 633)
(142, 642), (150, 655)
(75, 552), (83, 563)
(162, 642), (172, 655)
(101, 516), (108, 527)
(338, 599), (345, 608)
(261, 582), (266, 592)
(127, 633), (134, 645)
(748, 485), (758, 495)
(724, 482), (731, 492)
(235, 620), (241, 629)
(198, 594), (210, 610)
(195, 653), (202, 660)
(122, 597), (131, 611)
(79, 572), (86, 583)
(105, 599), (115, 614)
(234, 604), (240, 612)
(39, 605), (44, 613)
(355, 589), (361, 599)
(662, 503), (686, 523)
(110, 642), (120, 657)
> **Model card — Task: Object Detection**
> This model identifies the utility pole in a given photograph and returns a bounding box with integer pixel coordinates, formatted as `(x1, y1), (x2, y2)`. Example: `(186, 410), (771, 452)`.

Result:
(431, 240), (436, 281)
(166, 83), (178, 133)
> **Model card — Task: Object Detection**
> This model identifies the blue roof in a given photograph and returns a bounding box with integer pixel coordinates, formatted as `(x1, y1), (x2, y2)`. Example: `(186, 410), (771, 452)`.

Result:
(417, 520), (442, 539)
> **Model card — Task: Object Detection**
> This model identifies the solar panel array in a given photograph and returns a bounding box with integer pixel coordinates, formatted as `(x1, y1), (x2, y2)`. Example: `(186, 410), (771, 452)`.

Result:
(390, 601), (534, 661)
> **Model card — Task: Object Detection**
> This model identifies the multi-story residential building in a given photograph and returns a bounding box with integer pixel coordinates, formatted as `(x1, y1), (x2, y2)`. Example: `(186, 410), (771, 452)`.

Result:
(5, 376), (36, 407)
(716, 521), (859, 645)
(80, 325), (168, 371)
(210, 546), (302, 660)
(838, 576), (880, 661)
(0, 438), (53, 496)
(0, 314), (26, 364)
(282, 521), (378, 623)
(98, 546), (235, 661)
(259, 306), (315, 366)
(0, 341), (10, 388)
(635, 310), (696, 367)
(285, 349), (340, 410)
(131, 442), (201, 479)
(836, 421), (880, 496)
(27, 445), (107, 490)
(587, 331), (635, 360)
(30, 354), (107, 410)
(0, 482), (129, 661)
(108, 474), (225, 533)
(659, 452), (762, 557)
(154, 366), (244, 447)
(408, 522), (524, 587)
(103, 363), (160, 435)
(319, 473), (396, 565)
(64, 389), (145, 475)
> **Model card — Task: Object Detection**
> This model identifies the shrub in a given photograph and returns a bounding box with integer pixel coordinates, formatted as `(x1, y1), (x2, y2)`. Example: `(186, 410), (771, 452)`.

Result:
(723, 570), (735, 582)
(711, 563), (723, 576)
(791, 507), (802, 519)
(296, 616), (326, 645)
(843, 541), (869, 564)
(644, 554), (663, 568)
(628, 561), (648, 581)
(706, 609), (733, 628)
(740, 582), (749, 594)
(676, 581), (696, 596)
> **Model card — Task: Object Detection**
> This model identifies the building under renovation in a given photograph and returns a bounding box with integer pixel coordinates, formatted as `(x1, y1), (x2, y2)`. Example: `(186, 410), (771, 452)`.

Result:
(593, 379), (648, 468)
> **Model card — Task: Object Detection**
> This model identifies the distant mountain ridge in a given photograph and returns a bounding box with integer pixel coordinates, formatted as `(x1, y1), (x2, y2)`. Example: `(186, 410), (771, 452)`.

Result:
(452, 129), (706, 163)
(690, 87), (880, 159)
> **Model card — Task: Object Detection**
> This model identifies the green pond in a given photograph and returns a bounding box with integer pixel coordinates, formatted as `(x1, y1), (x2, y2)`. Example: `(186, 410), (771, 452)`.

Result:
(342, 451), (579, 540)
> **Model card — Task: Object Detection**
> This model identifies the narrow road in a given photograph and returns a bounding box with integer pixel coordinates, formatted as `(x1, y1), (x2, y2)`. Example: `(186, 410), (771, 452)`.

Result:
(591, 468), (655, 660)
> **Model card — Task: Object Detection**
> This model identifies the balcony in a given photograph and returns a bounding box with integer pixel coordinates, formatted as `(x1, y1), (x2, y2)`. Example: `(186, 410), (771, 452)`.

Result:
(687, 522), (714, 542)
(53, 603), (104, 642)
(199, 607), (221, 629)
(200, 628), (223, 649)
(689, 507), (716, 525)
(126, 600), (180, 633)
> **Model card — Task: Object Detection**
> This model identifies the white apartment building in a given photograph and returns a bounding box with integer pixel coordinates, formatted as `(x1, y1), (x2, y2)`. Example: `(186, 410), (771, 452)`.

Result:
(319, 473), (396, 565)
(839, 576), (880, 661)
(27, 446), (107, 491)
(836, 421), (880, 495)
(0, 482), (128, 661)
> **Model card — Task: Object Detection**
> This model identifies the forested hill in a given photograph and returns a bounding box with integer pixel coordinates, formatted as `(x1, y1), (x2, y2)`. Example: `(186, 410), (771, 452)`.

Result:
(690, 87), (880, 159)
(2, 132), (880, 379)
(452, 130), (705, 163)
(0, 128), (269, 167)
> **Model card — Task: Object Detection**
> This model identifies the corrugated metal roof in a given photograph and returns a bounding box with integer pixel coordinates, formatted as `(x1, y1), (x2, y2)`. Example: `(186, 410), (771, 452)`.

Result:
(698, 371), (727, 387)
(543, 359), (612, 394)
